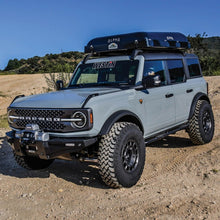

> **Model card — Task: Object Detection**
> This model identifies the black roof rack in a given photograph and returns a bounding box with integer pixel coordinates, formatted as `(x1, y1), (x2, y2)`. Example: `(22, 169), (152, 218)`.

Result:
(84, 32), (190, 55)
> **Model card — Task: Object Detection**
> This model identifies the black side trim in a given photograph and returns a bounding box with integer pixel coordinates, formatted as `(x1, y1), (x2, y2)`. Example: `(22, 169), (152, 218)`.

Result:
(99, 110), (144, 135)
(10, 95), (25, 105)
(188, 92), (210, 120)
(145, 123), (188, 145)
(82, 93), (99, 108)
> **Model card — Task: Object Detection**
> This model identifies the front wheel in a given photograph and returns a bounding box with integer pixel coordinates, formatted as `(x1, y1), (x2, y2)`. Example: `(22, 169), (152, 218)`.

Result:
(98, 122), (145, 188)
(188, 100), (215, 145)
(14, 151), (54, 170)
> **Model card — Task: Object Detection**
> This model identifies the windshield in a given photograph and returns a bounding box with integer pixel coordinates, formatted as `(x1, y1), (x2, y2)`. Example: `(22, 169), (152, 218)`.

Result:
(69, 60), (139, 87)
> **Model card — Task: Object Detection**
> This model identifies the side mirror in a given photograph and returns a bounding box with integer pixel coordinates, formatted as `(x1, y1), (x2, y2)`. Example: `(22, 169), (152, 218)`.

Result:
(142, 75), (161, 89)
(56, 80), (64, 90)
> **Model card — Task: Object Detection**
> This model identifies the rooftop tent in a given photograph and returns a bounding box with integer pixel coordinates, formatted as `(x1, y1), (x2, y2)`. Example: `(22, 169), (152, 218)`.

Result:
(84, 32), (190, 54)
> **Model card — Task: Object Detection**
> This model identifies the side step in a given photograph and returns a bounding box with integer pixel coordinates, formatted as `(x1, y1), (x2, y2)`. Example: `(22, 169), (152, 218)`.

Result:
(145, 123), (188, 145)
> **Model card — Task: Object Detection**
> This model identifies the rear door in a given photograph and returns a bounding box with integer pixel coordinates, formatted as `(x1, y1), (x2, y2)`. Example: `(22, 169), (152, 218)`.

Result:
(166, 59), (193, 123)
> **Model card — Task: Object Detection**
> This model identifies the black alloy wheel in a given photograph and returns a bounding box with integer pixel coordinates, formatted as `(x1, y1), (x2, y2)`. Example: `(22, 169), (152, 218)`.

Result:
(122, 139), (139, 173)
(202, 110), (212, 134)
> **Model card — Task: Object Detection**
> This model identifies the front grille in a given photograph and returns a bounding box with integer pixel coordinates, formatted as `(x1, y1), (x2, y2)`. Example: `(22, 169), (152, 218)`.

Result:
(15, 109), (64, 118)
(13, 109), (66, 131)
(16, 119), (65, 130)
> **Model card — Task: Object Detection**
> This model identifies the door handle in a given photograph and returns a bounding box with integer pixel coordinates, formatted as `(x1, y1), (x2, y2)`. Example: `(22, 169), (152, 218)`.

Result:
(165, 93), (174, 98)
(186, 89), (193, 93)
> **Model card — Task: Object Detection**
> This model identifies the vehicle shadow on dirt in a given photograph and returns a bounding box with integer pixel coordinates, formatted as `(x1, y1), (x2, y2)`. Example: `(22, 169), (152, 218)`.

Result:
(0, 135), (106, 189)
(0, 134), (192, 189)
(147, 135), (193, 148)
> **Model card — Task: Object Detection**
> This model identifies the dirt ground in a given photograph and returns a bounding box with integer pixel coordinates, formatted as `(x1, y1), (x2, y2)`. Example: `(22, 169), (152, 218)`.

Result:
(0, 75), (219, 219)
(0, 74), (47, 116)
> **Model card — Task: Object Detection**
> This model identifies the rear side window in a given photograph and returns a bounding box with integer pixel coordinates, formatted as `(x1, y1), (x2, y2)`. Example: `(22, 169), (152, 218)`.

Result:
(187, 58), (201, 77)
(144, 60), (166, 85)
(167, 59), (185, 84)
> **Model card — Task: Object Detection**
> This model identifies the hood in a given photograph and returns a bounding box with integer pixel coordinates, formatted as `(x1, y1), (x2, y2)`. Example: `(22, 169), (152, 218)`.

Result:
(10, 87), (121, 109)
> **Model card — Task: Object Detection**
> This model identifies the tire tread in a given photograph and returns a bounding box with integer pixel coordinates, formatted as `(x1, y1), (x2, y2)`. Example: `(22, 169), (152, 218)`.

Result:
(188, 100), (214, 145)
(98, 122), (138, 188)
(13, 151), (54, 170)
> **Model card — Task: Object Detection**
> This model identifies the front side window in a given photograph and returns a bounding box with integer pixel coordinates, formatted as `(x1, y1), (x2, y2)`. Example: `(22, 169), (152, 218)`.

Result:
(143, 60), (166, 85)
(69, 60), (139, 87)
(167, 59), (185, 84)
(187, 58), (201, 77)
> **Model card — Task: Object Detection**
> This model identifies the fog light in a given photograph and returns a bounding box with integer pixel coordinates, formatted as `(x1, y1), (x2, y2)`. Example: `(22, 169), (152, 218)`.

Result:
(35, 132), (50, 142)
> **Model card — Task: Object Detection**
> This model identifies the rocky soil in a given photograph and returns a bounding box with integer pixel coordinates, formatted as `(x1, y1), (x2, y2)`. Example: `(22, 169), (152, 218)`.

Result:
(0, 75), (219, 219)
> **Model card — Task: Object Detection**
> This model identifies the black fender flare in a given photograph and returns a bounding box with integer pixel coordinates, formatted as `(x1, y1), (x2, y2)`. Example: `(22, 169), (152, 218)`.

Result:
(188, 92), (210, 120)
(99, 110), (144, 135)
(10, 94), (25, 105)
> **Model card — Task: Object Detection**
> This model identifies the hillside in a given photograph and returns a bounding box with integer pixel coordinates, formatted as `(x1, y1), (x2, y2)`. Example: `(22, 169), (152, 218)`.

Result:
(204, 36), (220, 51)
(1, 36), (220, 75)
(2, 51), (84, 74)
(203, 37), (220, 57)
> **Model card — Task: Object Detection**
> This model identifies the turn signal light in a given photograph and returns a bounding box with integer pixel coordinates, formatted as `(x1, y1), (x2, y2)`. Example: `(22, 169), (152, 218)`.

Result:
(90, 112), (93, 124)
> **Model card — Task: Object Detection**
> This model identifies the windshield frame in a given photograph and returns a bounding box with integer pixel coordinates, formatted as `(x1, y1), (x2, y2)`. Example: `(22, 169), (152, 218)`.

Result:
(67, 55), (144, 89)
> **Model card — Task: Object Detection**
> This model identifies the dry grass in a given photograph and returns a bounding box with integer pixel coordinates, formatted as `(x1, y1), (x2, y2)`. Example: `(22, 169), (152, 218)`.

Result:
(0, 91), (7, 97)
(0, 114), (9, 128)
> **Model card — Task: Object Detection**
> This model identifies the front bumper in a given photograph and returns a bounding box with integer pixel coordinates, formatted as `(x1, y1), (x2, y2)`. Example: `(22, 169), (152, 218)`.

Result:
(6, 130), (97, 160)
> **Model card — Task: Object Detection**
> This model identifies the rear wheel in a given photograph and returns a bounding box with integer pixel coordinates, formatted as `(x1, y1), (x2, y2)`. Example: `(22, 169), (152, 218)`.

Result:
(14, 151), (54, 170)
(188, 100), (215, 145)
(98, 122), (145, 188)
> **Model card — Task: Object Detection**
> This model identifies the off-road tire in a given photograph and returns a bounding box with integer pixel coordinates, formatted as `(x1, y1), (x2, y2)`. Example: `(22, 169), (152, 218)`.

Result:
(98, 122), (145, 188)
(13, 151), (54, 170)
(188, 100), (214, 145)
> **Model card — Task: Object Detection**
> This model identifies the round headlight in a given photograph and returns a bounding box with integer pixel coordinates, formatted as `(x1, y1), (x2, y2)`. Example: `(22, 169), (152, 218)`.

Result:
(71, 111), (87, 128)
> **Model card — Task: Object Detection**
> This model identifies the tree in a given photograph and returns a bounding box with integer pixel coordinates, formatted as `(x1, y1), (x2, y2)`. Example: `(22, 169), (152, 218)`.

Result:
(187, 32), (208, 58)
(188, 33), (220, 76)
(4, 58), (21, 71)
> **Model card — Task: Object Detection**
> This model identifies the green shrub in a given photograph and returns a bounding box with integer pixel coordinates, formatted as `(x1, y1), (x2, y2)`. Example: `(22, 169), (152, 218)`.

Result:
(0, 114), (9, 129)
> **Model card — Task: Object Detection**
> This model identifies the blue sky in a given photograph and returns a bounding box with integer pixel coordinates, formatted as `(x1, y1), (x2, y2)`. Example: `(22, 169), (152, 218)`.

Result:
(0, 0), (219, 70)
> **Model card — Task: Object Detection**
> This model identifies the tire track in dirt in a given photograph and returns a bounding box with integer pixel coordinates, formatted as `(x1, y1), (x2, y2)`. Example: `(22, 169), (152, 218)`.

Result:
(103, 139), (220, 217)
(118, 133), (219, 200)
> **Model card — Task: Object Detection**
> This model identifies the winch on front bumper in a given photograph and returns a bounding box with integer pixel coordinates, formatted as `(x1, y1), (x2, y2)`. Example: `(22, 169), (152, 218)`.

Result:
(6, 124), (97, 160)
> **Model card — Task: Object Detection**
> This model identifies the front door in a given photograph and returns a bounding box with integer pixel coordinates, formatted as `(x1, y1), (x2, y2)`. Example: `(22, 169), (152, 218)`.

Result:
(142, 60), (175, 137)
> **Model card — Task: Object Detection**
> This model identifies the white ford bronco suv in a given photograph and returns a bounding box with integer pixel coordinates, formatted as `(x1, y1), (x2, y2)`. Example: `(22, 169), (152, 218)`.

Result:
(6, 32), (215, 188)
